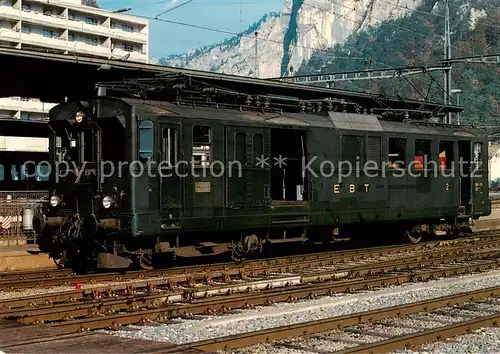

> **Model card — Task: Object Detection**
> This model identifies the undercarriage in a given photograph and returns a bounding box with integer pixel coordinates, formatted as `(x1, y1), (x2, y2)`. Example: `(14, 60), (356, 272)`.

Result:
(36, 214), (477, 272)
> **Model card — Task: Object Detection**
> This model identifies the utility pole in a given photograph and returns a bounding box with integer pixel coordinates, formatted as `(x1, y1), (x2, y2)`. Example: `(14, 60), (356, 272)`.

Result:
(254, 31), (259, 78)
(443, 0), (452, 124)
(451, 88), (462, 124)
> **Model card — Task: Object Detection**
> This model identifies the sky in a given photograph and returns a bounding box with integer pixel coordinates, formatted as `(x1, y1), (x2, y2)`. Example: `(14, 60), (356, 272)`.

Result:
(98, 0), (284, 59)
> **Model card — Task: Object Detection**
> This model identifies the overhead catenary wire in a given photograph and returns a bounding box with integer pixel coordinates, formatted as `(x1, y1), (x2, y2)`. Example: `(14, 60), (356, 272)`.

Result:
(304, 0), (469, 57)
(115, 0), (395, 67)
(284, 0), (432, 72)
(125, 0), (500, 32)
(119, 0), (471, 69)
(135, 14), (381, 64)
(155, 0), (195, 18)
(293, 1), (457, 105)
(131, 2), (448, 101)
(122, 0), (496, 94)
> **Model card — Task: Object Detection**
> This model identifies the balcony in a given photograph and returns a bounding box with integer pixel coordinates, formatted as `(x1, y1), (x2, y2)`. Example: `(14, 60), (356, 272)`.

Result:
(0, 5), (21, 21)
(19, 7), (68, 30)
(18, 31), (112, 57)
(109, 26), (148, 44)
(67, 18), (147, 44)
(68, 40), (110, 56)
(110, 47), (148, 63)
(0, 27), (21, 42)
(20, 32), (69, 51)
(1, 4), (148, 45)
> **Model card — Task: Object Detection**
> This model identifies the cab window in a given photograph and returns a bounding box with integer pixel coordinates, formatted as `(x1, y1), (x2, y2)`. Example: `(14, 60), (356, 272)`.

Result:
(414, 139), (431, 170)
(192, 125), (211, 167)
(388, 138), (406, 168)
(138, 120), (154, 159)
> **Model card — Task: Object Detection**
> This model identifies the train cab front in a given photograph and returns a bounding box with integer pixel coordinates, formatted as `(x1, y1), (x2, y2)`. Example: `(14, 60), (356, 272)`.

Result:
(33, 98), (130, 270)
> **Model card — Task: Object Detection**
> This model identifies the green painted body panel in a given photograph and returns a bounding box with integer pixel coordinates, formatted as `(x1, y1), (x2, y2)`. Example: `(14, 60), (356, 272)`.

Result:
(107, 98), (491, 236)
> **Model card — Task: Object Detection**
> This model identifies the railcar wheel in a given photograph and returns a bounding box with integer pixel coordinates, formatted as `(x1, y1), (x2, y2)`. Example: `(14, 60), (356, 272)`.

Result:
(231, 234), (262, 263)
(404, 230), (422, 244)
(447, 227), (464, 239)
(139, 253), (154, 270)
(231, 248), (246, 263)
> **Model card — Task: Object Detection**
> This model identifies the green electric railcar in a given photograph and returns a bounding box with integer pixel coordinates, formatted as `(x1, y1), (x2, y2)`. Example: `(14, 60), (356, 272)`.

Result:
(34, 96), (491, 269)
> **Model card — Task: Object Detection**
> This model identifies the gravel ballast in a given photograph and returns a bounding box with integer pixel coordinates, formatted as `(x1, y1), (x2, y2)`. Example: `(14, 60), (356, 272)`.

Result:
(392, 327), (500, 354)
(108, 269), (500, 345)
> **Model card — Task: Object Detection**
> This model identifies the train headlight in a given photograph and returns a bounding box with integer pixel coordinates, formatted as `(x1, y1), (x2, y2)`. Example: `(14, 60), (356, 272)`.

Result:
(75, 111), (85, 123)
(50, 195), (60, 207)
(102, 196), (112, 209)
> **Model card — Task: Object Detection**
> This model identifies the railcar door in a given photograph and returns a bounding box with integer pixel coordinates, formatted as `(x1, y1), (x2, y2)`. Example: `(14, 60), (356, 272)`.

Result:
(458, 140), (472, 214)
(225, 126), (270, 229)
(158, 123), (183, 224)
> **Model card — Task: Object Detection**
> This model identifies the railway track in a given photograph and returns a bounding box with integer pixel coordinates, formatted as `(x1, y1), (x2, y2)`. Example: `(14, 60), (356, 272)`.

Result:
(0, 268), (73, 282)
(2, 242), (500, 334)
(161, 286), (500, 353)
(2, 235), (500, 307)
(0, 231), (498, 291)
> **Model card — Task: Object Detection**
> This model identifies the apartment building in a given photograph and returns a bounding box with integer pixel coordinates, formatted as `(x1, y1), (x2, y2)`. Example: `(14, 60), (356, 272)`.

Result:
(0, 0), (149, 121)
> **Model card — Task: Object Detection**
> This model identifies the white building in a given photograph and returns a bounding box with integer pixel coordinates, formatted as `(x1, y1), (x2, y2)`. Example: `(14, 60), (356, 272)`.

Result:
(0, 0), (149, 121)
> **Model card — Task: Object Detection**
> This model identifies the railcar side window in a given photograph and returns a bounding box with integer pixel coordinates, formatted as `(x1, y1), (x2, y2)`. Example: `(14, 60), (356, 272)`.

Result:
(367, 136), (381, 166)
(11, 165), (19, 181)
(138, 120), (154, 160)
(439, 141), (454, 169)
(388, 138), (406, 168)
(414, 139), (431, 170)
(473, 142), (483, 170)
(341, 135), (363, 166)
(253, 133), (263, 161)
(0, 164), (4, 181)
(193, 125), (211, 167)
(20, 165), (27, 180)
(36, 164), (50, 181)
(161, 128), (178, 166)
(235, 132), (246, 164)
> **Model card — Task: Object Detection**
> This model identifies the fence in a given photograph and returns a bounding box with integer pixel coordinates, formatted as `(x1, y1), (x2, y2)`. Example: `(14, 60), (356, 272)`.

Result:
(0, 191), (48, 246)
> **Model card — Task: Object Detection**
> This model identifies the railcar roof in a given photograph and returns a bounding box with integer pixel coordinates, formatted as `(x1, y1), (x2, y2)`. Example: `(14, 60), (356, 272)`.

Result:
(126, 98), (484, 138)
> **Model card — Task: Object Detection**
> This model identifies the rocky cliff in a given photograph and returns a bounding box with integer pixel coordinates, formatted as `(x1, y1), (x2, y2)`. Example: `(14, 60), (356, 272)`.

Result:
(159, 0), (423, 78)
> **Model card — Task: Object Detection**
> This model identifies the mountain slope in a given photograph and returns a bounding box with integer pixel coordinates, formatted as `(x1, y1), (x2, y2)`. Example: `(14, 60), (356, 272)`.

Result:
(298, 0), (500, 124)
(159, 0), (424, 78)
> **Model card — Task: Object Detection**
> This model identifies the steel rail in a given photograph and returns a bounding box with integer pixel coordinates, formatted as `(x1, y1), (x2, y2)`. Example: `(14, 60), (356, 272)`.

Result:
(2, 230), (498, 289)
(0, 268), (73, 281)
(75, 243), (500, 296)
(154, 286), (500, 353)
(3, 244), (500, 324)
(3, 242), (500, 320)
(1, 233), (492, 290)
(43, 242), (500, 292)
(333, 314), (500, 353)
(36, 258), (500, 333)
